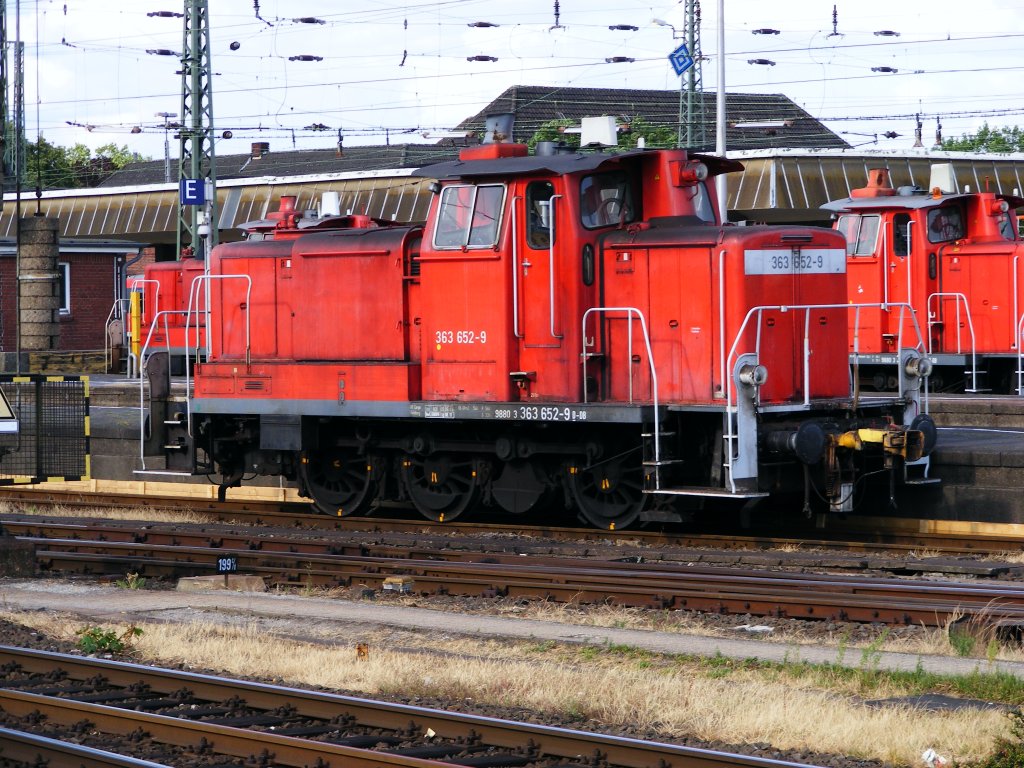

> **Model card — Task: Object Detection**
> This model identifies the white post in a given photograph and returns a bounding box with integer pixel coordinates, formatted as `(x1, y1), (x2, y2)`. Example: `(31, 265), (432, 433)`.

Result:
(715, 0), (727, 223)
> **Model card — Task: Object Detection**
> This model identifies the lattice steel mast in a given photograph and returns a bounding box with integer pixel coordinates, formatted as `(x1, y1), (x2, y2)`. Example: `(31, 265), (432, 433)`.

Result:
(684, 0), (704, 148)
(177, 0), (217, 259)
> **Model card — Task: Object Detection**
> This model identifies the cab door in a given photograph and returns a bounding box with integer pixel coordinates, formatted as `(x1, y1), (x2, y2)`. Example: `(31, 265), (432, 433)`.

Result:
(512, 178), (571, 400)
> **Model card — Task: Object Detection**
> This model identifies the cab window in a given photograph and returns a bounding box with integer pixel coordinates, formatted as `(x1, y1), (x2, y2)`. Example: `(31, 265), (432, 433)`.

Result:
(579, 172), (636, 229)
(893, 213), (911, 257)
(433, 183), (505, 249)
(526, 181), (554, 249)
(927, 206), (964, 243)
(836, 214), (880, 256)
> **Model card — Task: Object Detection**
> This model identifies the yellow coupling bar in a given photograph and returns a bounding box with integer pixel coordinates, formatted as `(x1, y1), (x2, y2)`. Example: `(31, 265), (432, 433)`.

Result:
(835, 427), (924, 462)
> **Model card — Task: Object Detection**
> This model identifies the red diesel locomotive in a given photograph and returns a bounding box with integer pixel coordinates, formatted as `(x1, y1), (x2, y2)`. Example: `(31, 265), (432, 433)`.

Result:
(825, 164), (1024, 392)
(150, 138), (935, 529)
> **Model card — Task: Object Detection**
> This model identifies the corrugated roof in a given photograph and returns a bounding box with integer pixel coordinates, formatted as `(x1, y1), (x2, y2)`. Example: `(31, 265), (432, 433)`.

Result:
(101, 143), (462, 189)
(455, 85), (850, 151)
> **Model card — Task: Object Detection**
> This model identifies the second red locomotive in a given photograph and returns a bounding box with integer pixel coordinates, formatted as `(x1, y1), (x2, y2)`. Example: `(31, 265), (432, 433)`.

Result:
(148, 128), (935, 528)
(826, 164), (1024, 392)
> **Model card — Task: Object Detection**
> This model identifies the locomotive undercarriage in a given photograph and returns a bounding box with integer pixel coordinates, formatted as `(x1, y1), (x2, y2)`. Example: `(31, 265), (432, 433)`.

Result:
(190, 406), (929, 530)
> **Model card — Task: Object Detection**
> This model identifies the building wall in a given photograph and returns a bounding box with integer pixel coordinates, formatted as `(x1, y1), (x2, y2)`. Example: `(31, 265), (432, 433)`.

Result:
(0, 252), (121, 353)
(59, 253), (121, 350)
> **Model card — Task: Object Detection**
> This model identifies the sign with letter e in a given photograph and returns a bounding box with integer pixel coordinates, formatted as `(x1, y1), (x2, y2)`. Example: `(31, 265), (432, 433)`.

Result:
(180, 178), (205, 206)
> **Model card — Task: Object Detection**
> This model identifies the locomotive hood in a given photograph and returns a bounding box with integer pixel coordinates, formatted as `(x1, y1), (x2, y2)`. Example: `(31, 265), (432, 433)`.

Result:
(415, 149), (742, 181)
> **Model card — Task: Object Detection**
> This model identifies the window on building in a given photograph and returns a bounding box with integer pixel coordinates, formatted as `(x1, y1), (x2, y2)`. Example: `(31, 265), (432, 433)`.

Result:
(57, 262), (70, 315)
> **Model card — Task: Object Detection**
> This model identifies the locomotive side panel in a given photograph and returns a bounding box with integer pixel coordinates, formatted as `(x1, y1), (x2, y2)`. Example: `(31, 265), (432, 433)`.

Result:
(290, 231), (410, 361)
(418, 253), (513, 401)
(213, 251), (280, 359)
(940, 244), (1020, 354)
(599, 243), (715, 403)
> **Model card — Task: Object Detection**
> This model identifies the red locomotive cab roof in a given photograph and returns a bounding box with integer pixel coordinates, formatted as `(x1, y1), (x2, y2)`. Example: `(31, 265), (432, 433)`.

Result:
(414, 147), (743, 182)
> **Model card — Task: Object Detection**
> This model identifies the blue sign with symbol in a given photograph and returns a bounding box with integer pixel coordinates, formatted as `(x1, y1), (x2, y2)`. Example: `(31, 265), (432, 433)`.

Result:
(669, 43), (694, 76)
(180, 178), (205, 206)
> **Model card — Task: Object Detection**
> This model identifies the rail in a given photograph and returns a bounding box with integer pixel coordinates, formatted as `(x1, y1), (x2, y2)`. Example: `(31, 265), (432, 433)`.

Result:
(581, 307), (660, 480)
(926, 292), (980, 391)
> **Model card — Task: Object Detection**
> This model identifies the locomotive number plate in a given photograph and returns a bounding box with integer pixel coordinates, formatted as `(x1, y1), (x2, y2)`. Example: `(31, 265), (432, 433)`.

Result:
(744, 248), (846, 275)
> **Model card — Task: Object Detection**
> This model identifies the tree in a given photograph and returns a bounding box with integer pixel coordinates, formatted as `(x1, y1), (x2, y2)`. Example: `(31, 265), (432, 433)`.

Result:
(941, 123), (1024, 153)
(19, 135), (148, 190)
(527, 116), (680, 151)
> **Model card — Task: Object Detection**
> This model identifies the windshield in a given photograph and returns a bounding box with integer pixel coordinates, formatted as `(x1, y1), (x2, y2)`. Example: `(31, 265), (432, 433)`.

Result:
(433, 184), (505, 249)
(836, 214), (880, 256)
(579, 172), (637, 229)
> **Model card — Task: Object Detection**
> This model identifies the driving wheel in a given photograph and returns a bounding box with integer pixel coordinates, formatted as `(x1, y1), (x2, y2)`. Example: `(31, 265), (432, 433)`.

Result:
(299, 450), (378, 516)
(401, 452), (481, 522)
(568, 452), (646, 529)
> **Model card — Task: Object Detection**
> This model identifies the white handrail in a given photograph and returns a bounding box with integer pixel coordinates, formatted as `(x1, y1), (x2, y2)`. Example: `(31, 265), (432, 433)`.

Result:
(926, 292), (979, 390)
(581, 307), (660, 485)
(722, 301), (926, 490)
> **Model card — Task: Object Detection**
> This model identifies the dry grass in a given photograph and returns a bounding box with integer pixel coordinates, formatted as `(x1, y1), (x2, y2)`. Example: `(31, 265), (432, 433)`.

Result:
(0, 500), (215, 525)
(0, 608), (1009, 766)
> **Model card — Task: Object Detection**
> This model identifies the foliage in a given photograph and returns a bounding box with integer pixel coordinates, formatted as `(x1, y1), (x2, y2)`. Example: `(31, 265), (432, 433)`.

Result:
(941, 123), (1024, 153)
(75, 625), (143, 654)
(20, 134), (148, 190)
(527, 116), (679, 151)
(965, 709), (1024, 767)
(114, 572), (146, 590)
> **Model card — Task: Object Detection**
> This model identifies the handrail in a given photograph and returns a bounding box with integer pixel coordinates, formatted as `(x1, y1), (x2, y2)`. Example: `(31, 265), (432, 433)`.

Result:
(135, 308), (192, 471)
(722, 301), (926, 491)
(185, 274), (252, 438)
(926, 291), (979, 390)
(581, 307), (660, 485)
(511, 195), (523, 339)
(1016, 313), (1024, 395)
(548, 194), (564, 340)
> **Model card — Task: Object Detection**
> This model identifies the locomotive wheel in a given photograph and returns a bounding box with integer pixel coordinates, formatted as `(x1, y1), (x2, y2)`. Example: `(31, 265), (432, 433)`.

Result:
(568, 453), (646, 530)
(300, 450), (377, 516)
(401, 453), (481, 522)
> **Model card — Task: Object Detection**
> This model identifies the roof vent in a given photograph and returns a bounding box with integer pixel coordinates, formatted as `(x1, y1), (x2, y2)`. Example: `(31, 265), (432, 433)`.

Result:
(251, 141), (270, 159)
(580, 116), (618, 148)
(928, 163), (958, 195)
(484, 113), (514, 143)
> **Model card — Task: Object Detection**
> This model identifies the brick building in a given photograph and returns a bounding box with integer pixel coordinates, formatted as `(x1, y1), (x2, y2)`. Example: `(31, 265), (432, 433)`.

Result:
(0, 239), (143, 370)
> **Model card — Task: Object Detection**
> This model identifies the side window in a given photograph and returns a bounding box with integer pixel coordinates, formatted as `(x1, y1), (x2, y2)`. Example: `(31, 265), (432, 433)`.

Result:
(691, 181), (716, 223)
(927, 206), (964, 243)
(526, 181), (554, 249)
(58, 262), (70, 314)
(433, 184), (505, 249)
(893, 213), (911, 257)
(579, 172), (636, 229)
(836, 214), (880, 257)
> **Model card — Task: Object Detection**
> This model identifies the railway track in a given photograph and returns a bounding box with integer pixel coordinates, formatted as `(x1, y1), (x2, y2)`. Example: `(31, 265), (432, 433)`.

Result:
(8, 519), (1024, 627)
(3, 485), (1024, 557)
(0, 646), (825, 768)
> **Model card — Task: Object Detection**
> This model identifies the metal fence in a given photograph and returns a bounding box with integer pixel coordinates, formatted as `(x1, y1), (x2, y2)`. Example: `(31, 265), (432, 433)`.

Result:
(0, 375), (90, 483)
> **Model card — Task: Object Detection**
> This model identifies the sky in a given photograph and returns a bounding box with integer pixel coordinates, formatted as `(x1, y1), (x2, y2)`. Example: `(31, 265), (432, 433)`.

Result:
(12, 0), (1024, 162)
